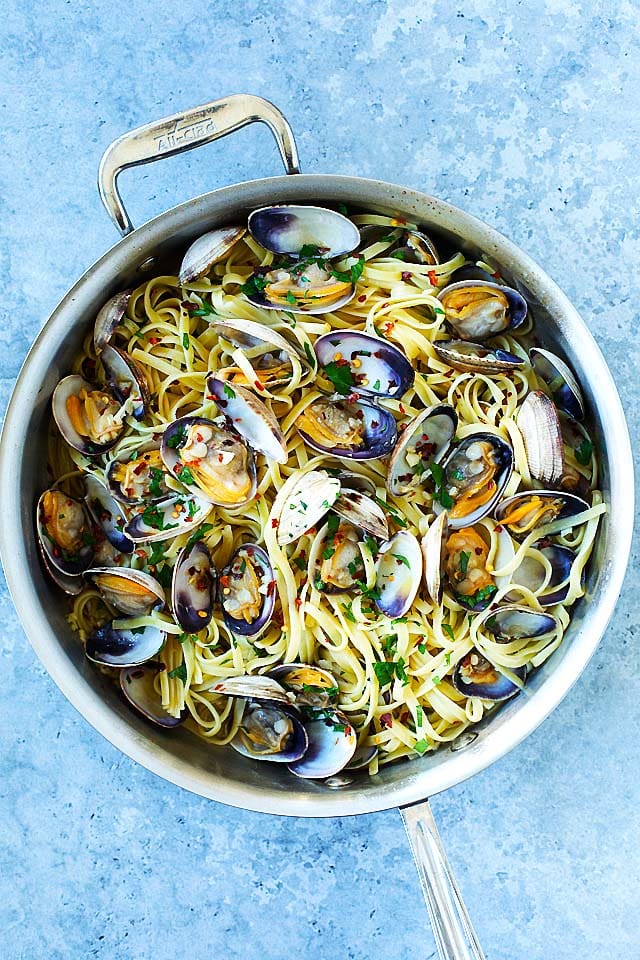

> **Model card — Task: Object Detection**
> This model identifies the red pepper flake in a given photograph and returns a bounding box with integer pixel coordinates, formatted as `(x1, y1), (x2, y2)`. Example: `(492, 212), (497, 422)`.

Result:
(401, 271), (412, 281)
(135, 548), (147, 557)
(380, 713), (393, 729)
(254, 381), (265, 391)
(495, 524), (503, 533)
(266, 580), (276, 596)
(149, 337), (160, 345)
(358, 294), (367, 303)
(206, 394), (215, 401)
(399, 403), (406, 415)
(271, 518), (279, 528)
(220, 575), (230, 588)
(428, 270), (438, 286)
(295, 597), (302, 609)
(392, 216), (407, 226)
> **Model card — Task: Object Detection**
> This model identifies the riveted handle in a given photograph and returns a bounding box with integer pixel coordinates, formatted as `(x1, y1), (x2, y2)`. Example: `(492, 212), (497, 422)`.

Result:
(98, 94), (301, 236)
(400, 800), (486, 960)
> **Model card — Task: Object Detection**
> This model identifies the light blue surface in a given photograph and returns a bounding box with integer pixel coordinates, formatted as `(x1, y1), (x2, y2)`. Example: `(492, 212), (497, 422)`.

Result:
(1, 2), (639, 958)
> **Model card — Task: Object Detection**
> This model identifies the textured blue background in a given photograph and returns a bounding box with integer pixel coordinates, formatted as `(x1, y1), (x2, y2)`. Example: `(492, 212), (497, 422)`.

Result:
(1, 2), (639, 958)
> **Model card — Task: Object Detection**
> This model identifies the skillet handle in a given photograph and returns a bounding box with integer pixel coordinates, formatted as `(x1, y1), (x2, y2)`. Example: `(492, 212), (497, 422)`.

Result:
(400, 800), (486, 960)
(98, 94), (301, 236)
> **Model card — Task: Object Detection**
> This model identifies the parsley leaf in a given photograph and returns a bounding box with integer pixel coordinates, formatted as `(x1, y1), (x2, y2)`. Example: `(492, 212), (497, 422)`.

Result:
(148, 467), (165, 499)
(429, 462), (455, 509)
(223, 383), (236, 399)
(323, 360), (356, 395)
(168, 660), (187, 683)
(442, 623), (455, 642)
(182, 332), (190, 350)
(176, 464), (196, 485)
(392, 553), (410, 568)
(166, 425), (187, 449)
(413, 738), (431, 755)
(186, 522), (214, 548)
(340, 602), (356, 623)
(459, 551), (470, 576)
(373, 658), (408, 686)
(240, 274), (267, 298)
(575, 438), (593, 465)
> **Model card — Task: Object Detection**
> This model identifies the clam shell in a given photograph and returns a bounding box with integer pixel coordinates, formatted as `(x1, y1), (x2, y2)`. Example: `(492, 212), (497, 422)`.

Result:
(295, 396), (397, 461)
(221, 544), (276, 639)
(36, 489), (95, 576)
(421, 511), (448, 605)
(171, 540), (216, 633)
(101, 344), (150, 421)
(87, 567), (165, 617)
(93, 290), (131, 354)
(437, 280), (527, 340)
(438, 433), (514, 529)
(248, 204), (360, 258)
(125, 496), (213, 543)
(314, 330), (414, 399)
(530, 348), (585, 421)
(39, 550), (84, 595)
(105, 441), (169, 505)
(178, 225), (246, 284)
(331, 490), (389, 540)
(517, 390), (564, 485)
(509, 545), (576, 606)
(207, 375), (287, 463)
(494, 490), (590, 540)
(85, 622), (166, 667)
(231, 703), (308, 763)
(52, 375), (124, 456)
(243, 271), (355, 316)
(288, 709), (357, 779)
(448, 264), (496, 284)
(432, 339), (525, 374)
(274, 470), (341, 546)
(268, 664), (339, 707)
(452, 649), (526, 701)
(120, 661), (186, 728)
(209, 675), (293, 705)
(481, 604), (557, 640)
(402, 230), (440, 265)
(387, 403), (457, 496)
(374, 530), (423, 618)
(84, 474), (134, 554)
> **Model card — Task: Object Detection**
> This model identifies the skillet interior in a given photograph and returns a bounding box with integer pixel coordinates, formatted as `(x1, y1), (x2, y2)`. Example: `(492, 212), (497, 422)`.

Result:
(0, 174), (631, 816)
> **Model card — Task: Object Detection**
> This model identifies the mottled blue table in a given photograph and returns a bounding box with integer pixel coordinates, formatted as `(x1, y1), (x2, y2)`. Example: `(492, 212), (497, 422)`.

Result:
(1, 2), (639, 959)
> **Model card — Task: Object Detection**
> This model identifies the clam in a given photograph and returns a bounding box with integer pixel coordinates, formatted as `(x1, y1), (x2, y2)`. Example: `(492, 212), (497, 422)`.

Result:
(52, 375), (125, 456)
(120, 662), (186, 728)
(268, 664), (338, 707)
(331, 490), (389, 540)
(210, 674), (293, 704)
(313, 521), (367, 593)
(432, 339), (525, 375)
(295, 396), (397, 461)
(248, 204), (360, 258)
(444, 526), (496, 611)
(495, 490), (590, 540)
(517, 390), (564, 485)
(314, 330), (414, 399)
(510, 543), (576, 606)
(421, 512), (449, 605)
(437, 433), (513, 529)
(106, 443), (170, 505)
(36, 489), (95, 576)
(232, 702), (309, 763)
(161, 416), (257, 507)
(374, 530), (423, 618)
(452, 650), (526, 701)
(387, 404), (457, 497)
(274, 470), (341, 545)
(178, 225), (246, 284)
(345, 744), (379, 771)
(93, 290), (131, 354)
(125, 495), (213, 543)
(84, 475), (133, 554)
(530, 348), (584, 421)
(437, 280), (527, 340)
(397, 229), (440, 265)
(330, 470), (377, 496)
(288, 709), (357, 779)
(85, 622), (166, 667)
(100, 344), (150, 421)
(243, 263), (356, 315)
(87, 567), (165, 616)
(482, 604), (557, 640)
(220, 544), (276, 639)
(40, 550), (84, 595)
(207, 375), (287, 463)
(171, 540), (216, 633)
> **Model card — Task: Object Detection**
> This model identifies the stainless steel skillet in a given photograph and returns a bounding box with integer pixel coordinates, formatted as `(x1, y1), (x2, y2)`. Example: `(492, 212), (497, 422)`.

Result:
(0, 95), (633, 960)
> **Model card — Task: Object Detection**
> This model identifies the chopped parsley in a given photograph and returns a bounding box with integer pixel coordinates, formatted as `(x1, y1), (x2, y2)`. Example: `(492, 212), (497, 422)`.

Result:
(442, 623), (455, 642)
(323, 360), (356, 395)
(417, 642), (426, 654)
(182, 333), (190, 350)
(178, 633), (198, 644)
(303, 341), (316, 369)
(364, 535), (379, 558)
(223, 383), (236, 400)
(326, 512), (341, 538)
(191, 300), (216, 317)
(340, 602), (356, 623)
(459, 551), (470, 576)
(148, 467), (165, 498)
(141, 504), (177, 532)
(166, 425), (187, 449)
(330, 255), (366, 286)
(285, 290), (297, 305)
(322, 545), (336, 560)
(392, 553), (410, 568)
(429, 462), (454, 509)
(240, 274), (268, 298)
(381, 634), (397, 654)
(293, 556), (307, 572)
(175, 464), (196, 485)
(458, 584), (498, 608)
(168, 660), (187, 683)
(575, 438), (593, 465)
(156, 565), (173, 589)
(390, 250), (407, 261)
(373, 496), (408, 529)
(373, 657), (408, 687)
(186, 522), (214, 548)
(416, 705), (423, 728)
(413, 738), (431, 756)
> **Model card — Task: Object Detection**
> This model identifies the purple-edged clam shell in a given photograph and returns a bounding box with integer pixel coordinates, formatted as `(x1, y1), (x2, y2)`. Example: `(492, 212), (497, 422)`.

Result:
(85, 622), (165, 668)
(288, 709), (357, 779)
(36, 489), (95, 576)
(120, 661), (187, 728)
(87, 567), (165, 617)
(248, 204), (360, 258)
(314, 330), (414, 399)
(210, 675), (292, 705)
(105, 442), (169, 506)
(387, 403), (457, 497)
(494, 490), (590, 540)
(452, 649), (526, 701)
(231, 703), (308, 763)
(207, 375), (287, 463)
(101, 344), (150, 421)
(84, 474), (134, 554)
(178, 225), (246, 284)
(448, 264), (496, 285)
(482, 604), (557, 640)
(432, 339), (525, 375)
(296, 397), (397, 461)
(268, 664), (339, 707)
(221, 544), (276, 639)
(374, 530), (423, 619)
(171, 540), (216, 633)
(510, 543), (576, 606)
(437, 280), (527, 340)
(39, 550), (84, 595)
(125, 496), (212, 543)
(52, 375), (124, 456)
(331, 489), (389, 540)
(438, 432), (514, 530)
(93, 289), (131, 354)
(530, 347), (585, 421)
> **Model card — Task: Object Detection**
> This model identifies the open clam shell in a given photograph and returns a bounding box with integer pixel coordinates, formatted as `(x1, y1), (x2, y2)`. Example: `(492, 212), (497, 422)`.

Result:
(398, 229), (440, 265)
(36, 489), (95, 576)
(210, 317), (313, 388)
(288, 709), (357, 779)
(161, 416), (257, 507)
(125, 496), (213, 543)
(421, 512), (448, 605)
(495, 490), (590, 540)
(314, 330), (414, 399)
(93, 290), (131, 354)
(530, 348), (584, 421)
(453, 649), (526, 701)
(207, 375), (287, 463)
(120, 662), (186, 728)
(87, 567), (165, 617)
(101, 344), (150, 421)
(274, 469), (341, 545)
(106, 442), (169, 505)
(243, 266), (356, 315)
(331, 489), (389, 540)
(268, 664), (339, 708)
(52, 375), (125, 456)
(481, 604), (557, 640)
(295, 396), (397, 461)
(510, 544), (576, 606)
(39, 549), (84, 595)
(438, 433), (514, 529)
(171, 540), (216, 633)
(432, 339), (525, 375)
(374, 530), (423, 618)
(221, 544), (276, 639)
(517, 390), (564, 485)
(84, 474), (133, 554)
(444, 525), (496, 612)
(387, 403), (457, 497)
(248, 204), (360, 258)
(85, 622), (166, 668)
(178, 225), (246, 284)
(437, 280), (527, 341)
(232, 702), (309, 763)
(210, 674), (293, 705)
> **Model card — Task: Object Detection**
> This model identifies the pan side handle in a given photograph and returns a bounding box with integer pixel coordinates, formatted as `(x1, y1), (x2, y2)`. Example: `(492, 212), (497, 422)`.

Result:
(98, 94), (301, 236)
(400, 800), (486, 960)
